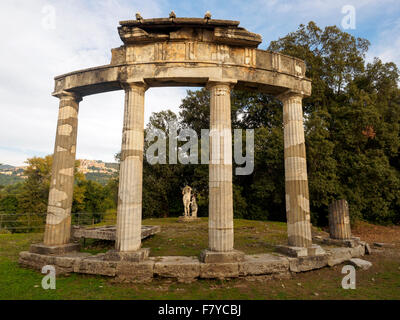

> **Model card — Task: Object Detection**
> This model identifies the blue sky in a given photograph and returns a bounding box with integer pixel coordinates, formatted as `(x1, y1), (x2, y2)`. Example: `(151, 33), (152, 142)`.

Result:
(1, 0), (399, 166)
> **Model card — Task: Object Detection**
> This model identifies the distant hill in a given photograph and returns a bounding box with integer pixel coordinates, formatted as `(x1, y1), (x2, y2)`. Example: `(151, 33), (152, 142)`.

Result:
(0, 164), (15, 170)
(85, 172), (117, 185)
(0, 175), (23, 186)
(0, 160), (118, 187)
(77, 159), (118, 185)
(105, 162), (119, 170)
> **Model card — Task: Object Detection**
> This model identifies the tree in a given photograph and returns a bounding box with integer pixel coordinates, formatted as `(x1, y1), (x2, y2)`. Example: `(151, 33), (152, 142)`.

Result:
(268, 22), (400, 224)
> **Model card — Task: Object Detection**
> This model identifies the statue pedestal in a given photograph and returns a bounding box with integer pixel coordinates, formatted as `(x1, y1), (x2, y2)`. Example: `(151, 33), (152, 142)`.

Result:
(178, 216), (200, 222)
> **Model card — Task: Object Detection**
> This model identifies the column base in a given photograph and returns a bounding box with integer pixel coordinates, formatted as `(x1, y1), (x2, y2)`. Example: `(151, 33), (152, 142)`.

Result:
(30, 243), (80, 255)
(178, 216), (200, 222)
(200, 249), (245, 263)
(276, 244), (325, 258)
(104, 248), (150, 262)
(318, 237), (360, 248)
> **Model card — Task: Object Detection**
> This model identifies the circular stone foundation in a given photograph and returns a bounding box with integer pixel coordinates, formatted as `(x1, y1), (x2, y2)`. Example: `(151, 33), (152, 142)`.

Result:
(19, 240), (368, 283)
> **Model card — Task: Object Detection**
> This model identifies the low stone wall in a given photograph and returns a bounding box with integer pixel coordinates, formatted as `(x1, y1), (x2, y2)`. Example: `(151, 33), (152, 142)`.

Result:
(18, 243), (368, 283)
(71, 225), (161, 241)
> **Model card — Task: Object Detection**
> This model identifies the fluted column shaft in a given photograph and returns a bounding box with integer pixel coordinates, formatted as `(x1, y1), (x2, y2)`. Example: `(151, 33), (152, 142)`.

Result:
(208, 82), (234, 252)
(44, 91), (81, 246)
(116, 82), (147, 252)
(329, 199), (352, 240)
(282, 93), (312, 248)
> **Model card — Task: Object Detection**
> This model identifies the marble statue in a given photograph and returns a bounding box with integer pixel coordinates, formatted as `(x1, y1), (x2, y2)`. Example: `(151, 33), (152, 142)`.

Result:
(182, 186), (192, 217)
(191, 194), (198, 218)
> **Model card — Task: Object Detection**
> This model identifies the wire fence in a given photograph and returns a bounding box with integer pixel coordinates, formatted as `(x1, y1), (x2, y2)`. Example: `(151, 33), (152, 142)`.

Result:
(0, 212), (117, 233)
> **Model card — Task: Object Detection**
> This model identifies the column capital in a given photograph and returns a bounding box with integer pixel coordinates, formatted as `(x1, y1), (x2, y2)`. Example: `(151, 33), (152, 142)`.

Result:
(206, 79), (237, 91)
(276, 90), (305, 102)
(121, 80), (149, 92)
(52, 91), (82, 102)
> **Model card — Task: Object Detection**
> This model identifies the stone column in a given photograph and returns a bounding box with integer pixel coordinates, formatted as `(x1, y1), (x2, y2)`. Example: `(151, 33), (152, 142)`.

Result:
(108, 81), (149, 262)
(329, 199), (352, 240)
(281, 92), (313, 249)
(201, 81), (243, 263)
(32, 91), (82, 254)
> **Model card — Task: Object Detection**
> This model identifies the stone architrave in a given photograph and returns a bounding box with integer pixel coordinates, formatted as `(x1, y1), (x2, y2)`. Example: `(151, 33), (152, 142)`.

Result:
(42, 91), (82, 250)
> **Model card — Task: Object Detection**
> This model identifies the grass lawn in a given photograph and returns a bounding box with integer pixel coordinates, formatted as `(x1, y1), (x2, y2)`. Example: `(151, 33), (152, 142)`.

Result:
(0, 218), (399, 300)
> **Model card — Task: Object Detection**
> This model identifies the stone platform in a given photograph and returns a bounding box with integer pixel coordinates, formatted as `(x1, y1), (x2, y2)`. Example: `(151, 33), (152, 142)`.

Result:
(72, 225), (161, 241)
(19, 242), (369, 283)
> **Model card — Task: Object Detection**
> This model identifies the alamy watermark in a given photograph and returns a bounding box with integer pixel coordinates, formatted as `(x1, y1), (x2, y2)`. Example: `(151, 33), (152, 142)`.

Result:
(145, 125), (254, 175)
(341, 265), (356, 289)
(41, 5), (56, 30)
(41, 265), (56, 290)
(341, 5), (356, 30)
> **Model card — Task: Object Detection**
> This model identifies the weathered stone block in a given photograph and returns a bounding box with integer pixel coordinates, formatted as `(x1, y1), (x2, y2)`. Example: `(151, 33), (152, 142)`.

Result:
(326, 248), (352, 267)
(104, 248), (150, 262)
(238, 254), (289, 276)
(373, 242), (395, 248)
(74, 257), (118, 276)
(54, 256), (80, 268)
(276, 245), (308, 257)
(307, 245), (326, 256)
(349, 258), (372, 270)
(19, 252), (57, 270)
(19, 252), (78, 275)
(349, 245), (365, 258)
(276, 244), (325, 257)
(30, 243), (80, 255)
(154, 256), (200, 281)
(115, 260), (155, 283)
(200, 262), (239, 279)
(362, 242), (372, 255)
(318, 237), (359, 248)
(200, 249), (244, 263)
(289, 255), (328, 273)
(244, 272), (292, 282)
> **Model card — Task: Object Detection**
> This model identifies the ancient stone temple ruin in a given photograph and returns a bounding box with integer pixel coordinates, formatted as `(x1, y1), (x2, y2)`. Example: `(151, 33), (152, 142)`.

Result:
(20, 14), (369, 281)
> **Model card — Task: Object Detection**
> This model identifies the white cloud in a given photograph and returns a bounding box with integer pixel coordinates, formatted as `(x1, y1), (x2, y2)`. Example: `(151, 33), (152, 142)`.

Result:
(0, 0), (189, 166)
(1, 0), (399, 166)
(75, 87), (188, 164)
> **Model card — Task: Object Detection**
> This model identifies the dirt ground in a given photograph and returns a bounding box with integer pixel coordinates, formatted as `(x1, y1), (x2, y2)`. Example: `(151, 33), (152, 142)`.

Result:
(352, 221), (400, 245)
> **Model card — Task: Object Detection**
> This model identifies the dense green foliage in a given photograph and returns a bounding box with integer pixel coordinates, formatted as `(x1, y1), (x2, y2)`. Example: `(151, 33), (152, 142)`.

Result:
(0, 22), (399, 230)
(268, 22), (400, 224)
(0, 175), (23, 186)
(140, 22), (400, 225)
(0, 156), (117, 232)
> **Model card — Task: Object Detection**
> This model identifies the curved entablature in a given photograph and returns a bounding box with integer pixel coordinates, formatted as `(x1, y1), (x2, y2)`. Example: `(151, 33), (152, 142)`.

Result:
(53, 16), (311, 98)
